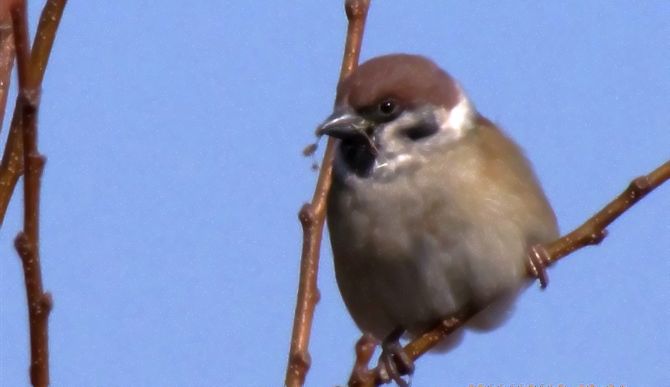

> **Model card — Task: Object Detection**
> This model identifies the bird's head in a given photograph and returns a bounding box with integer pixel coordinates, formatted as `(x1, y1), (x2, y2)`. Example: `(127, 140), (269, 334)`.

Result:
(317, 54), (476, 180)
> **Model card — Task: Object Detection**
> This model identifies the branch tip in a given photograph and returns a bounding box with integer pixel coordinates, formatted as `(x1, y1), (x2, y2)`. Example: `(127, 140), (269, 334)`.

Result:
(345, 0), (369, 20)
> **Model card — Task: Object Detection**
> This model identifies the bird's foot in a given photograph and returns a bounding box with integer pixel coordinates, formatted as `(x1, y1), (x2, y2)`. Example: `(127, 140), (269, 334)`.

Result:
(527, 244), (551, 289)
(378, 329), (413, 386)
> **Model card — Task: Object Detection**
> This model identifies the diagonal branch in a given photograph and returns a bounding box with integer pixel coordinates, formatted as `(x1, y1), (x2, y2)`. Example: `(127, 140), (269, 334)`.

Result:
(542, 161), (670, 263)
(349, 160), (670, 386)
(284, 1), (371, 386)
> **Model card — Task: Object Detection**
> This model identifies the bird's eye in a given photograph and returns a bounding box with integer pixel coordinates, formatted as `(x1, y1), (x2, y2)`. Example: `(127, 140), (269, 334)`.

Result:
(378, 99), (396, 116)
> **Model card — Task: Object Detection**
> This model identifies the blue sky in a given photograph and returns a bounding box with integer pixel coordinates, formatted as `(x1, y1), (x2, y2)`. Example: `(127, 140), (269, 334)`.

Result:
(1, 1), (668, 386)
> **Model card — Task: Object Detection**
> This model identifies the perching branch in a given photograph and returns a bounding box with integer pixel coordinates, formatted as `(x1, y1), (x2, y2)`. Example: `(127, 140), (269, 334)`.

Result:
(3, 1), (67, 386)
(349, 160), (670, 386)
(284, 1), (371, 386)
(542, 163), (670, 264)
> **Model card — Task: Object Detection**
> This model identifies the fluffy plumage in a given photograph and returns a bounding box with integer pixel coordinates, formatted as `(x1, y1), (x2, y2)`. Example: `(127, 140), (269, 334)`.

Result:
(319, 54), (558, 343)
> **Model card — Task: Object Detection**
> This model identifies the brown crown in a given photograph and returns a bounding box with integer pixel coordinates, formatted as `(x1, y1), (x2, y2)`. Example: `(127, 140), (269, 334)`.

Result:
(336, 54), (461, 112)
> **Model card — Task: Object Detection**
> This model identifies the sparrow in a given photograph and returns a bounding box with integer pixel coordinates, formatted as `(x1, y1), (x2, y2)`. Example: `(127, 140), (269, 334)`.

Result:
(316, 54), (559, 383)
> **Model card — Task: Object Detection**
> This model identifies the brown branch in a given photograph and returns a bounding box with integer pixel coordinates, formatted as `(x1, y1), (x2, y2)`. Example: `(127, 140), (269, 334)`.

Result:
(0, 0), (65, 227)
(30, 0), (66, 80)
(0, 107), (25, 226)
(5, 1), (66, 386)
(11, 2), (51, 385)
(0, 8), (15, 219)
(284, 1), (371, 386)
(349, 160), (670, 386)
(542, 161), (670, 263)
(0, 13), (14, 131)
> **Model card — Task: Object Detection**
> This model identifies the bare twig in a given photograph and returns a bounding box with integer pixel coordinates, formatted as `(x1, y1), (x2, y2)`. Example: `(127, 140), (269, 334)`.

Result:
(11, 2), (52, 384)
(30, 0), (67, 78)
(284, 1), (371, 386)
(0, 108), (24, 226)
(351, 160), (670, 386)
(542, 161), (670, 263)
(0, 0), (65, 227)
(0, 13), (14, 130)
(5, 1), (66, 386)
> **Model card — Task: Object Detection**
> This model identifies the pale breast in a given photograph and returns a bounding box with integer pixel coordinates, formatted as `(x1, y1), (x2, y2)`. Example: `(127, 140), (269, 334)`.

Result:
(326, 124), (558, 340)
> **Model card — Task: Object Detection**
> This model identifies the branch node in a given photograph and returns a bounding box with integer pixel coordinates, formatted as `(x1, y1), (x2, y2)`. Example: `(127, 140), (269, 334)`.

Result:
(288, 350), (312, 377)
(40, 292), (53, 314)
(27, 153), (46, 173)
(589, 229), (608, 245)
(298, 203), (316, 228)
(14, 231), (32, 258)
(630, 176), (651, 197)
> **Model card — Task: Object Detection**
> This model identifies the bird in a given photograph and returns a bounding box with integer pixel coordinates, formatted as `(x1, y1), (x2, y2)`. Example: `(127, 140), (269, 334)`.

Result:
(316, 54), (559, 384)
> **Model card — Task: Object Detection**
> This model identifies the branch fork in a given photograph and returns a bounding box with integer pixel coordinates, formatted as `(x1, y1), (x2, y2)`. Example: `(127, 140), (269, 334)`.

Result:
(1, 1), (67, 386)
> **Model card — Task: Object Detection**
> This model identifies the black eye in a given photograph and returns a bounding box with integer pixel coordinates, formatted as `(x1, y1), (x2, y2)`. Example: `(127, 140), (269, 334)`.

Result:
(378, 99), (396, 116)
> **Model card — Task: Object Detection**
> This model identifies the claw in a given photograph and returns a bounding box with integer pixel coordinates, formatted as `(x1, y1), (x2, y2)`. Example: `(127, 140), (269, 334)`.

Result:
(528, 244), (551, 288)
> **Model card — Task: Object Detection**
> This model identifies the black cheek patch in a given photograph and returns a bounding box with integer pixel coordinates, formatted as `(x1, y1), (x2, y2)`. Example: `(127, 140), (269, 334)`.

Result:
(341, 139), (376, 178)
(402, 124), (439, 141)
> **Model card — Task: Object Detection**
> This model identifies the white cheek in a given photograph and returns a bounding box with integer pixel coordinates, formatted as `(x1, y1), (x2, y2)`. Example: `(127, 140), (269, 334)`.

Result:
(435, 97), (475, 142)
(370, 97), (475, 179)
(376, 112), (419, 154)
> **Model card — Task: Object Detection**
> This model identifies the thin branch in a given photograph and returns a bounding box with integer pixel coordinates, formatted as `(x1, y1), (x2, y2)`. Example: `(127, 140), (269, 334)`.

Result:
(0, 14), (14, 131)
(350, 160), (670, 386)
(6, 1), (66, 386)
(0, 0), (66, 227)
(284, 1), (371, 386)
(11, 1), (52, 384)
(542, 161), (670, 263)
(30, 0), (67, 82)
(0, 104), (25, 226)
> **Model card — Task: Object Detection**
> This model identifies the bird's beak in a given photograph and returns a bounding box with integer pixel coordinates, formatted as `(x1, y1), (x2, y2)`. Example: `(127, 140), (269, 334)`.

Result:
(315, 111), (372, 140)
